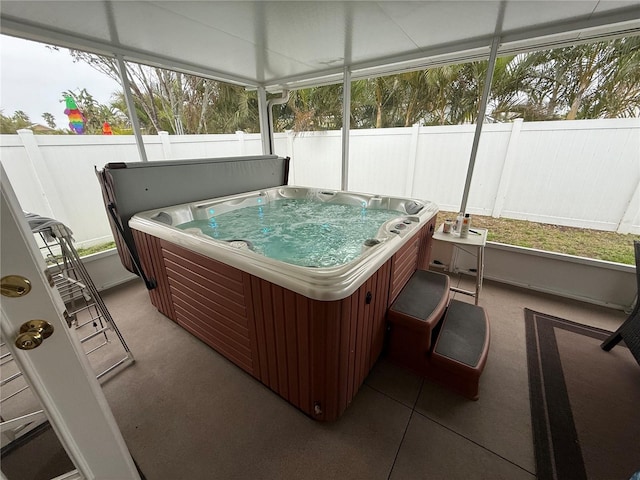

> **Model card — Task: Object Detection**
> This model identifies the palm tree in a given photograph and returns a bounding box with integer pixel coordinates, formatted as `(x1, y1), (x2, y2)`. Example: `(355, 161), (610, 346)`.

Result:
(575, 37), (640, 118)
(273, 84), (344, 132)
(0, 110), (31, 133)
(42, 113), (57, 129)
(66, 36), (639, 135)
(506, 37), (640, 120)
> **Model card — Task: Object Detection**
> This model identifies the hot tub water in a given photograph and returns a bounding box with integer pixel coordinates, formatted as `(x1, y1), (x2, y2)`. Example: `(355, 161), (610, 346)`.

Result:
(176, 199), (402, 267)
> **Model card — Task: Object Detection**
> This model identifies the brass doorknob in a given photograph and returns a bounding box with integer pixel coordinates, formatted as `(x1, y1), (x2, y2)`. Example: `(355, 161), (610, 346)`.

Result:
(15, 320), (54, 350)
(1, 275), (32, 298)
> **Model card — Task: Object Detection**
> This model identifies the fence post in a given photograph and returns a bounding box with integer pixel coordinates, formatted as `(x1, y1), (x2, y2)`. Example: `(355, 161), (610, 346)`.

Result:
(491, 118), (523, 218)
(286, 130), (295, 184)
(617, 180), (640, 234)
(16, 129), (67, 222)
(405, 123), (421, 197)
(235, 130), (246, 156)
(158, 131), (172, 159)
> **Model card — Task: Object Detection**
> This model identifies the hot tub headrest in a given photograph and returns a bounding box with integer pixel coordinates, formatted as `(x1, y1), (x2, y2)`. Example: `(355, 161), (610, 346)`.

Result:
(96, 155), (290, 284)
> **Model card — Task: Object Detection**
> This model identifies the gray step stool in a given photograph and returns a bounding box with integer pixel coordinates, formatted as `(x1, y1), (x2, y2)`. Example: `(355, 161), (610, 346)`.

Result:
(386, 270), (450, 375)
(427, 299), (490, 400)
(386, 270), (490, 400)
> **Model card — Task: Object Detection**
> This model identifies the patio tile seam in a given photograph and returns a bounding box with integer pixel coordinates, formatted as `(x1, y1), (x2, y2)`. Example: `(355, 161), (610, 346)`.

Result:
(363, 381), (421, 410)
(385, 378), (425, 480)
(412, 408), (536, 477)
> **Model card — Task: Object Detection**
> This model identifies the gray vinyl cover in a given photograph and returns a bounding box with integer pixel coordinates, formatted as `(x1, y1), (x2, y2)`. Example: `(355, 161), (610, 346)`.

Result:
(99, 155), (289, 274)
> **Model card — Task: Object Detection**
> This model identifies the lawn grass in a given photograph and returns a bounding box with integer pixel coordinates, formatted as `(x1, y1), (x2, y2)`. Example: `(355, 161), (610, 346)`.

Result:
(78, 216), (640, 266)
(76, 241), (116, 258)
(435, 211), (640, 265)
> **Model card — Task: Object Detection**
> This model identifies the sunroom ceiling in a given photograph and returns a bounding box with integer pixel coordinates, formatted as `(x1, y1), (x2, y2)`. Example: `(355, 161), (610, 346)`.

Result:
(2, 1), (639, 91)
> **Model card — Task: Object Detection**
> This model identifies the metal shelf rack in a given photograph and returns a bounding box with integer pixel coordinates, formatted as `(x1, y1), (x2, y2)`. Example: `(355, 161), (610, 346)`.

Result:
(1, 216), (134, 446)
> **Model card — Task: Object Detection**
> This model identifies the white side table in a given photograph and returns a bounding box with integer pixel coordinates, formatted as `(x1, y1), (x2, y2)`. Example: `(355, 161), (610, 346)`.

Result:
(431, 224), (487, 305)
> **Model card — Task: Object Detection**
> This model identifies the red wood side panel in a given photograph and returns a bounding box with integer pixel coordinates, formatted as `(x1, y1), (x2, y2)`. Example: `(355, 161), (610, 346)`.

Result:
(155, 243), (176, 318)
(371, 260), (391, 365)
(132, 230), (175, 320)
(242, 273), (263, 381)
(131, 230), (155, 306)
(169, 285), (249, 346)
(162, 242), (244, 283)
(258, 279), (279, 391)
(389, 235), (420, 304)
(272, 286), (289, 398)
(246, 275), (268, 383)
(337, 296), (352, 415)
(165, 261), (247, 327)
(296, 294), (311, 413)
(283, 289), (300, 408)
(245, 280), (313, 413)
(389, 222), (435, 305)
(353, 262), (390, 387)
(310, 300), (328, 420)
(353, 284), (367, 397)
(155, 240), (255, 375)
(322, 300), (341, 421)
(173, 302), (253, 373)
(134, 221), (423, 421)
(360, 276), (374, 384)
(418, 217), (436, 270)
(346, 291), (359, 405)
(164, 255), (245, 312)
(244, 260), (392, 421)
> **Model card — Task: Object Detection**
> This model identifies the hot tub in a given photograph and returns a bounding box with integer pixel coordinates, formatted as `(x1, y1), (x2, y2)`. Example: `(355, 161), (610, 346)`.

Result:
(129, 186), (438, 421)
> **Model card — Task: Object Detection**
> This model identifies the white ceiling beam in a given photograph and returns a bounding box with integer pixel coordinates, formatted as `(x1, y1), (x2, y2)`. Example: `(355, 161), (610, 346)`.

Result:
(264, 5), (640, 91)
(500, 5), (640, 45)
(0, 15), (260, 88)
(265, 36), (493, 91)
(2, 2), (638, 94)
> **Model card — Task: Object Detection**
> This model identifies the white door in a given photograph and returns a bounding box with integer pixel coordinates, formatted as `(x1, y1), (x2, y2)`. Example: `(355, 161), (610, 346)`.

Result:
(0, 165), (140, 480)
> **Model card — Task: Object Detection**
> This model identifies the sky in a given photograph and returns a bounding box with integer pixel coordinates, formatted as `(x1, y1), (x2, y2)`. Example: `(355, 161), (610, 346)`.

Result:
(0, 34), (120, 129)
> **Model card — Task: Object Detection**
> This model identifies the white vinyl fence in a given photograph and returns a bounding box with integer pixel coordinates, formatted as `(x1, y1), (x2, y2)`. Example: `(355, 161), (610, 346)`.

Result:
(1, 118), (638, 248)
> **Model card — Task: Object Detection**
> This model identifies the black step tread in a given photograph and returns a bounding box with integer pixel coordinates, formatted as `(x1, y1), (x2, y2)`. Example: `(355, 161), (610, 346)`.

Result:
(389, 270), (449, 322)
(433, 300), (488, 367)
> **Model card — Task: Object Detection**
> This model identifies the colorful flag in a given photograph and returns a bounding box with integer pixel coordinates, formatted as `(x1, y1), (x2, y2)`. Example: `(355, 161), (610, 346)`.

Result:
(64, 96), (85, 134)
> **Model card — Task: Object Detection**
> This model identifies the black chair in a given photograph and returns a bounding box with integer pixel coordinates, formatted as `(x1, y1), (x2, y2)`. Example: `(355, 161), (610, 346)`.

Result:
(601, 240), (640, 366)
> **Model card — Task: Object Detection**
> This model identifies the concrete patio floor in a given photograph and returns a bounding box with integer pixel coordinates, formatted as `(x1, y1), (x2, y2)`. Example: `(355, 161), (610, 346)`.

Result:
(1, 273), (630, 479)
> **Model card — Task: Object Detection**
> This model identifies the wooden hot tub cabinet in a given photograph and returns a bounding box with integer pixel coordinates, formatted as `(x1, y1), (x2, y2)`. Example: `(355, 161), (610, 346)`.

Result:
(132, 218), (435, 421)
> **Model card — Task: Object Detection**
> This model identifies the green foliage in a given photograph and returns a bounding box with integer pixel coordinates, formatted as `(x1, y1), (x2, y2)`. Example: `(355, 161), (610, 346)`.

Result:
(61, 88), (129, 134)
(62, 36), (640, 134)
(274, 36), (639, 132)
(272, 84), (344, 131)
(501, 38), (639, 120)
(435, 212), (640, 265)
(0, 110), (32, 133)
(7, 37), (638, 136)
(76, 241), (116, 257)
(42, 112), (56, 129)
(67, 50), (261, 135)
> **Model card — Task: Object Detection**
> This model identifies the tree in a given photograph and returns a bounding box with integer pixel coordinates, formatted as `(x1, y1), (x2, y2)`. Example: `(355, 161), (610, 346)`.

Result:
(12, 110), (31, 127)
(59, 36), (639, 136)
(61, 88), (129, 134)
(42, 112), (57, 129)
(501, 37), (640, 120)
(67, 50), (260, 134)
(273, 84), (344, 132)
(0, 110), (32, 133)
